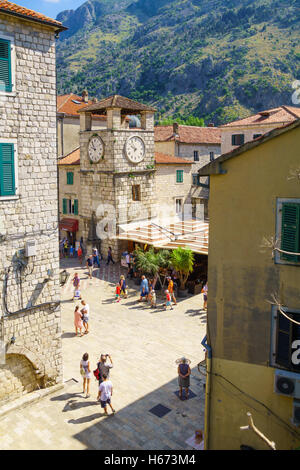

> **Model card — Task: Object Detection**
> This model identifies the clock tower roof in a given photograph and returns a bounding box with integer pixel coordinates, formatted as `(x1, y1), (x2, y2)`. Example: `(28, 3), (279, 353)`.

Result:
(79, 94), (156, 116)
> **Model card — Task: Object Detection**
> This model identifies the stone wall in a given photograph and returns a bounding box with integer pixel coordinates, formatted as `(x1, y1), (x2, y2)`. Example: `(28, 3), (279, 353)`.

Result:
(0, 15), (62, 403)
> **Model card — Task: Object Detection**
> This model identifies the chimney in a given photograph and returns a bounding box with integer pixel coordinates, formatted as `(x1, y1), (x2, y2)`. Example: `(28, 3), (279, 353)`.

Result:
(92, 97), (98, 103)
(173, 122), (179, 136)
(82, 90), (89, 103)
(208, 123), (214, 127)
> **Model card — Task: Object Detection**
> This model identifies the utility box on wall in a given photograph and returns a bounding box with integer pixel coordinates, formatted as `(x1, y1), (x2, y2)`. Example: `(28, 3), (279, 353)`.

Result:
(25, 240), (36, 257)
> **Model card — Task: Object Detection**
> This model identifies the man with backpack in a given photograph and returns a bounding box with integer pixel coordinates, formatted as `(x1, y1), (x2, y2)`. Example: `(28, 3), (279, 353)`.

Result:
(95, 354), (113, 384)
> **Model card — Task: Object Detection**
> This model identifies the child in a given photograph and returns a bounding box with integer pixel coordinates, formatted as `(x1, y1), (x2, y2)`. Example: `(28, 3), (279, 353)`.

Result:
(119, 275), (127, 299)
(69, 245), (74, 257)
(115, 284), (121, 302)
(164, 290), (173, 311)
(78, 247), (83, 264)
(150, 288), (157, 308)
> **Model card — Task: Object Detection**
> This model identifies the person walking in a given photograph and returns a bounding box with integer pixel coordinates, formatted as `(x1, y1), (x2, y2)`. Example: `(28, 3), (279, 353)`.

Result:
(164, 290), (173, 310)
(81, 300), (90, 334)
(106, 246), (115, 265)
(80, 352), (92, 398)
(149, 281), (157, 308)
(93, 247), (100, 268)
(177, 357), (191, 400)
(119, 275), (128, 299)
(139, 275), (149, 302)
(86, 255), (93, 279)
(96, 354), (113, 384)
(97, 374), (115, 415)
(74, 305), (83, 336)
(115, 283), (121, 302)
(167, 276), (177, 305)
(63, 239), (69, 258)
(78, 246), (83, 265)
(202, 282), (208, 310)
(72, 273), (81, 301)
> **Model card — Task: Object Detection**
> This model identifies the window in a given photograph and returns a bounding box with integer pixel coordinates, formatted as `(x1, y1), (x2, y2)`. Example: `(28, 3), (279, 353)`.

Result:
(253, 134), (262, 140)
(0, 38), (12, 93)
(232, 134), (245, 146)
(210, 152), (215, 161)
(280, 202), (300, 263)
(132, 185), (141, 201)
(192, 173), (209, 188)
(194, 151), (199, 161)
(176, 170), (184, 183)
(67, 172), (74, 185)
(192, 174), (199, 186)
(176, 199), (182, 214)
(62, 198), (78, 215)
(271, 308), (300, 372)
(0, 143), (15, 196)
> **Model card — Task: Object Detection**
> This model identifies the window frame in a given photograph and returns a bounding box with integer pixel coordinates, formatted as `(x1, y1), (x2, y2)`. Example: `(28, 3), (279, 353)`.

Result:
(0, 33), (16, 96)
(0, 139), (18, 200)
(132, 184), (141, 201)
(176, 170), (184, 184)
(175, 198), (183, 214)
(209, 151), (215, 162)
(66, 171), (74, 185)
(194, 150), (199, 162)
(270, 305), (300, 373)
(231, 134), (245, 146)
(275, 198), (300, 266)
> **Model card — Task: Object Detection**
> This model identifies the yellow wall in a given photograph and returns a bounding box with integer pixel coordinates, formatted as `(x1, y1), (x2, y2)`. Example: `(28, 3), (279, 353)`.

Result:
(208, 358), (300, 450)
(206, 124), (300, 449)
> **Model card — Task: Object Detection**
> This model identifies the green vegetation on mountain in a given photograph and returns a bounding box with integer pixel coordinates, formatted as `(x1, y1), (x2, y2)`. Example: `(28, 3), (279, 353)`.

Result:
(56, 0), (300, 125)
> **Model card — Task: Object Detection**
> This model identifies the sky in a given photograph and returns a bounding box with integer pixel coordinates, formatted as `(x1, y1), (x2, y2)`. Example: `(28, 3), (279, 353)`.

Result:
(15, 0), (85, 19)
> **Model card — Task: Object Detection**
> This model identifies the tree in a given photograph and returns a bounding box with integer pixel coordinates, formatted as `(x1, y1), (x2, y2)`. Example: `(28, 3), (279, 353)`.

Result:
(134, 248), (171, 287)
(170, 247), (194, 290)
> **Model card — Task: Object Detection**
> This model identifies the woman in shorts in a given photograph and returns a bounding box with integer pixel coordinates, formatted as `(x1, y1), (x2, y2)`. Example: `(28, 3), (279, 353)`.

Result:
(80, 352), (91, 398)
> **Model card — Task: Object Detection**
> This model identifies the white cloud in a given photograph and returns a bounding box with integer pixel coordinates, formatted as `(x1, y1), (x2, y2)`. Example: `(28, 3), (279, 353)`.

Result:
(44, 0), (61, 4)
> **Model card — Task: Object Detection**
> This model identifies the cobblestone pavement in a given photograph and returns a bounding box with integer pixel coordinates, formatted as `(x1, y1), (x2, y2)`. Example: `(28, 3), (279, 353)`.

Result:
(0, 258), (207, 450)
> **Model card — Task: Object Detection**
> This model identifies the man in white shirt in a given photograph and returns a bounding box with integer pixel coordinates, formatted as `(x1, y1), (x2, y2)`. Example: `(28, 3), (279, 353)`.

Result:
(97, 374), (115, 415)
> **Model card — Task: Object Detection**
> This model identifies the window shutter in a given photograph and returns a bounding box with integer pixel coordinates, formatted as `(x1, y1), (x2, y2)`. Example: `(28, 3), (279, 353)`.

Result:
(67, 172), (74, 185)
(281, 203), (300, 262)
(0, 39), (12, 92)
(275, 312), (291, 368)
(63, 198), (67, 214)
(176, 170), (183, 183)
(74, 199), (78, 215)
(0, 143), (15, 196)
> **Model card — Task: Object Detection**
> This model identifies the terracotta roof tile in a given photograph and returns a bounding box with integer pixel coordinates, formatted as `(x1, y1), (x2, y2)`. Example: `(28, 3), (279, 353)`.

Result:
(221, 105), (300, 128)
(0, 1), (66, 30)
(155, 152), (192, 164)
(154, 125), (221, 144)
(79, 94), (156, 114)
(58, 148), (80, 165)
(57, 93), (106, 120)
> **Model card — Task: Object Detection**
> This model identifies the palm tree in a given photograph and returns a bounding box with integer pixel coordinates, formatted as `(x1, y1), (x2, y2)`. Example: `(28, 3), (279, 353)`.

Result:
(170, 247), (194, 290)
(134, 248), (171, 288)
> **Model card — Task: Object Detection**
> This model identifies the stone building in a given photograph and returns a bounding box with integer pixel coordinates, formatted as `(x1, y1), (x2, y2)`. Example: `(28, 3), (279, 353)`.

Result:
(154, 123), (221, 218)
(57, 91), (107, 158)
(78, 95), (157, 260)
(0, 2), (65, 403)
(220, 105), (300, 154)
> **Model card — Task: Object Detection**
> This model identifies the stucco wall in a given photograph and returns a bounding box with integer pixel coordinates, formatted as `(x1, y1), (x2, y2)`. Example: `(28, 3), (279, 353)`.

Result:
(206, 124), (300, 449)
(57, 117), (106, 158)
(221, 125), (285, 154)
(155, 164), (192, 219)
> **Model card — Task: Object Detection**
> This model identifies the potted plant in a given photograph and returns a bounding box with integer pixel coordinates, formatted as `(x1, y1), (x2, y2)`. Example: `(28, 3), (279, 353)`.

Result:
(133, 248), (171, 289)
(170, 247), (194, 297)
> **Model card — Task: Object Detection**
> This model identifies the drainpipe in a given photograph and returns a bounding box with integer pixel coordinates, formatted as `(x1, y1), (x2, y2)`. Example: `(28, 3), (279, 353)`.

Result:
(201, 334), (212, 450)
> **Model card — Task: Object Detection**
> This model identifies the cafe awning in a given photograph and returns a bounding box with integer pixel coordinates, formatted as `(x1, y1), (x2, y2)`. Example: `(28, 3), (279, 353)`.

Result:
(118, 219), (208, 255)
(59, 218), (79, 233)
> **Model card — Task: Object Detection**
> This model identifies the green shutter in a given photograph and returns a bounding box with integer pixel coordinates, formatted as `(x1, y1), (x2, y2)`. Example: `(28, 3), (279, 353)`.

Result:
(0, 143), (15, 196)
(74, 199), (78, 215)
(281, 203), (300, 262)
(67, 172), (74, 185)
(0, 39), (12, 92)
(63, 198), (67, 214)
(176, 170), (183, 183)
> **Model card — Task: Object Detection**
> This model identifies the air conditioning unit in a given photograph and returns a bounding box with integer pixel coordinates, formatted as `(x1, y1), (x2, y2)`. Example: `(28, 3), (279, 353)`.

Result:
(274, 369), (300, 398)
(292, 399), (300, 426)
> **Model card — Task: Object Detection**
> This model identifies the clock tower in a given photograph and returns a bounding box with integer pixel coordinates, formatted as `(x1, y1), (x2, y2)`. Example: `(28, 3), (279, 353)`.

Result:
(79, 95), (157, 259)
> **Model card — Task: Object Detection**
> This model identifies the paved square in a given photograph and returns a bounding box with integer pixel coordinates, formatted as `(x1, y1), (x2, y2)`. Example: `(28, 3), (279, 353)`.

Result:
(0, 258), (207, 450)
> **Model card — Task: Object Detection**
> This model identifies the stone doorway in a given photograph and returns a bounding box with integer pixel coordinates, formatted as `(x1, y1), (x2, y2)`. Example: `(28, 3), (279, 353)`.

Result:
(0, 354), (40, 403)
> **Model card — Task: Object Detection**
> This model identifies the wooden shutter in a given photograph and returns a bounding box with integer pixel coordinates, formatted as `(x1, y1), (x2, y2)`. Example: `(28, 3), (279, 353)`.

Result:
(275, 311), (291, 368)
(0, 143), (15, 196)
(176, 170), (183, 183)
(67, 172), (74, 185)
(62, 198), (67, 214)
(74, 199), (78, 215)
(281, 203), (300, 262)
(0, 39), (12, 92)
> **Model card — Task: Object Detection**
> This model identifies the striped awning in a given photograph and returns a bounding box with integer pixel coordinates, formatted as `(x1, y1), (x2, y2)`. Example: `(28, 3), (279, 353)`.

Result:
(118, 219), (208, 255)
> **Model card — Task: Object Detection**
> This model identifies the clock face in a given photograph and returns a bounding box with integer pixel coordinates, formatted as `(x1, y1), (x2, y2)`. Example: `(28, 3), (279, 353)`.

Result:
(125, 136), (145, 164)
(88, 136), (104, 163)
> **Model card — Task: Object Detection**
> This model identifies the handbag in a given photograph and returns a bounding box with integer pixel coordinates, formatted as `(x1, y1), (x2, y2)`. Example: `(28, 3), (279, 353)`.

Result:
(93, 368), (100, 380)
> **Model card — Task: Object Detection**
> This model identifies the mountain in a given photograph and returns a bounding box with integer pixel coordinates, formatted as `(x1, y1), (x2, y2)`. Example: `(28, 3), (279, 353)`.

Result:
(56, 0), (300, 125)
